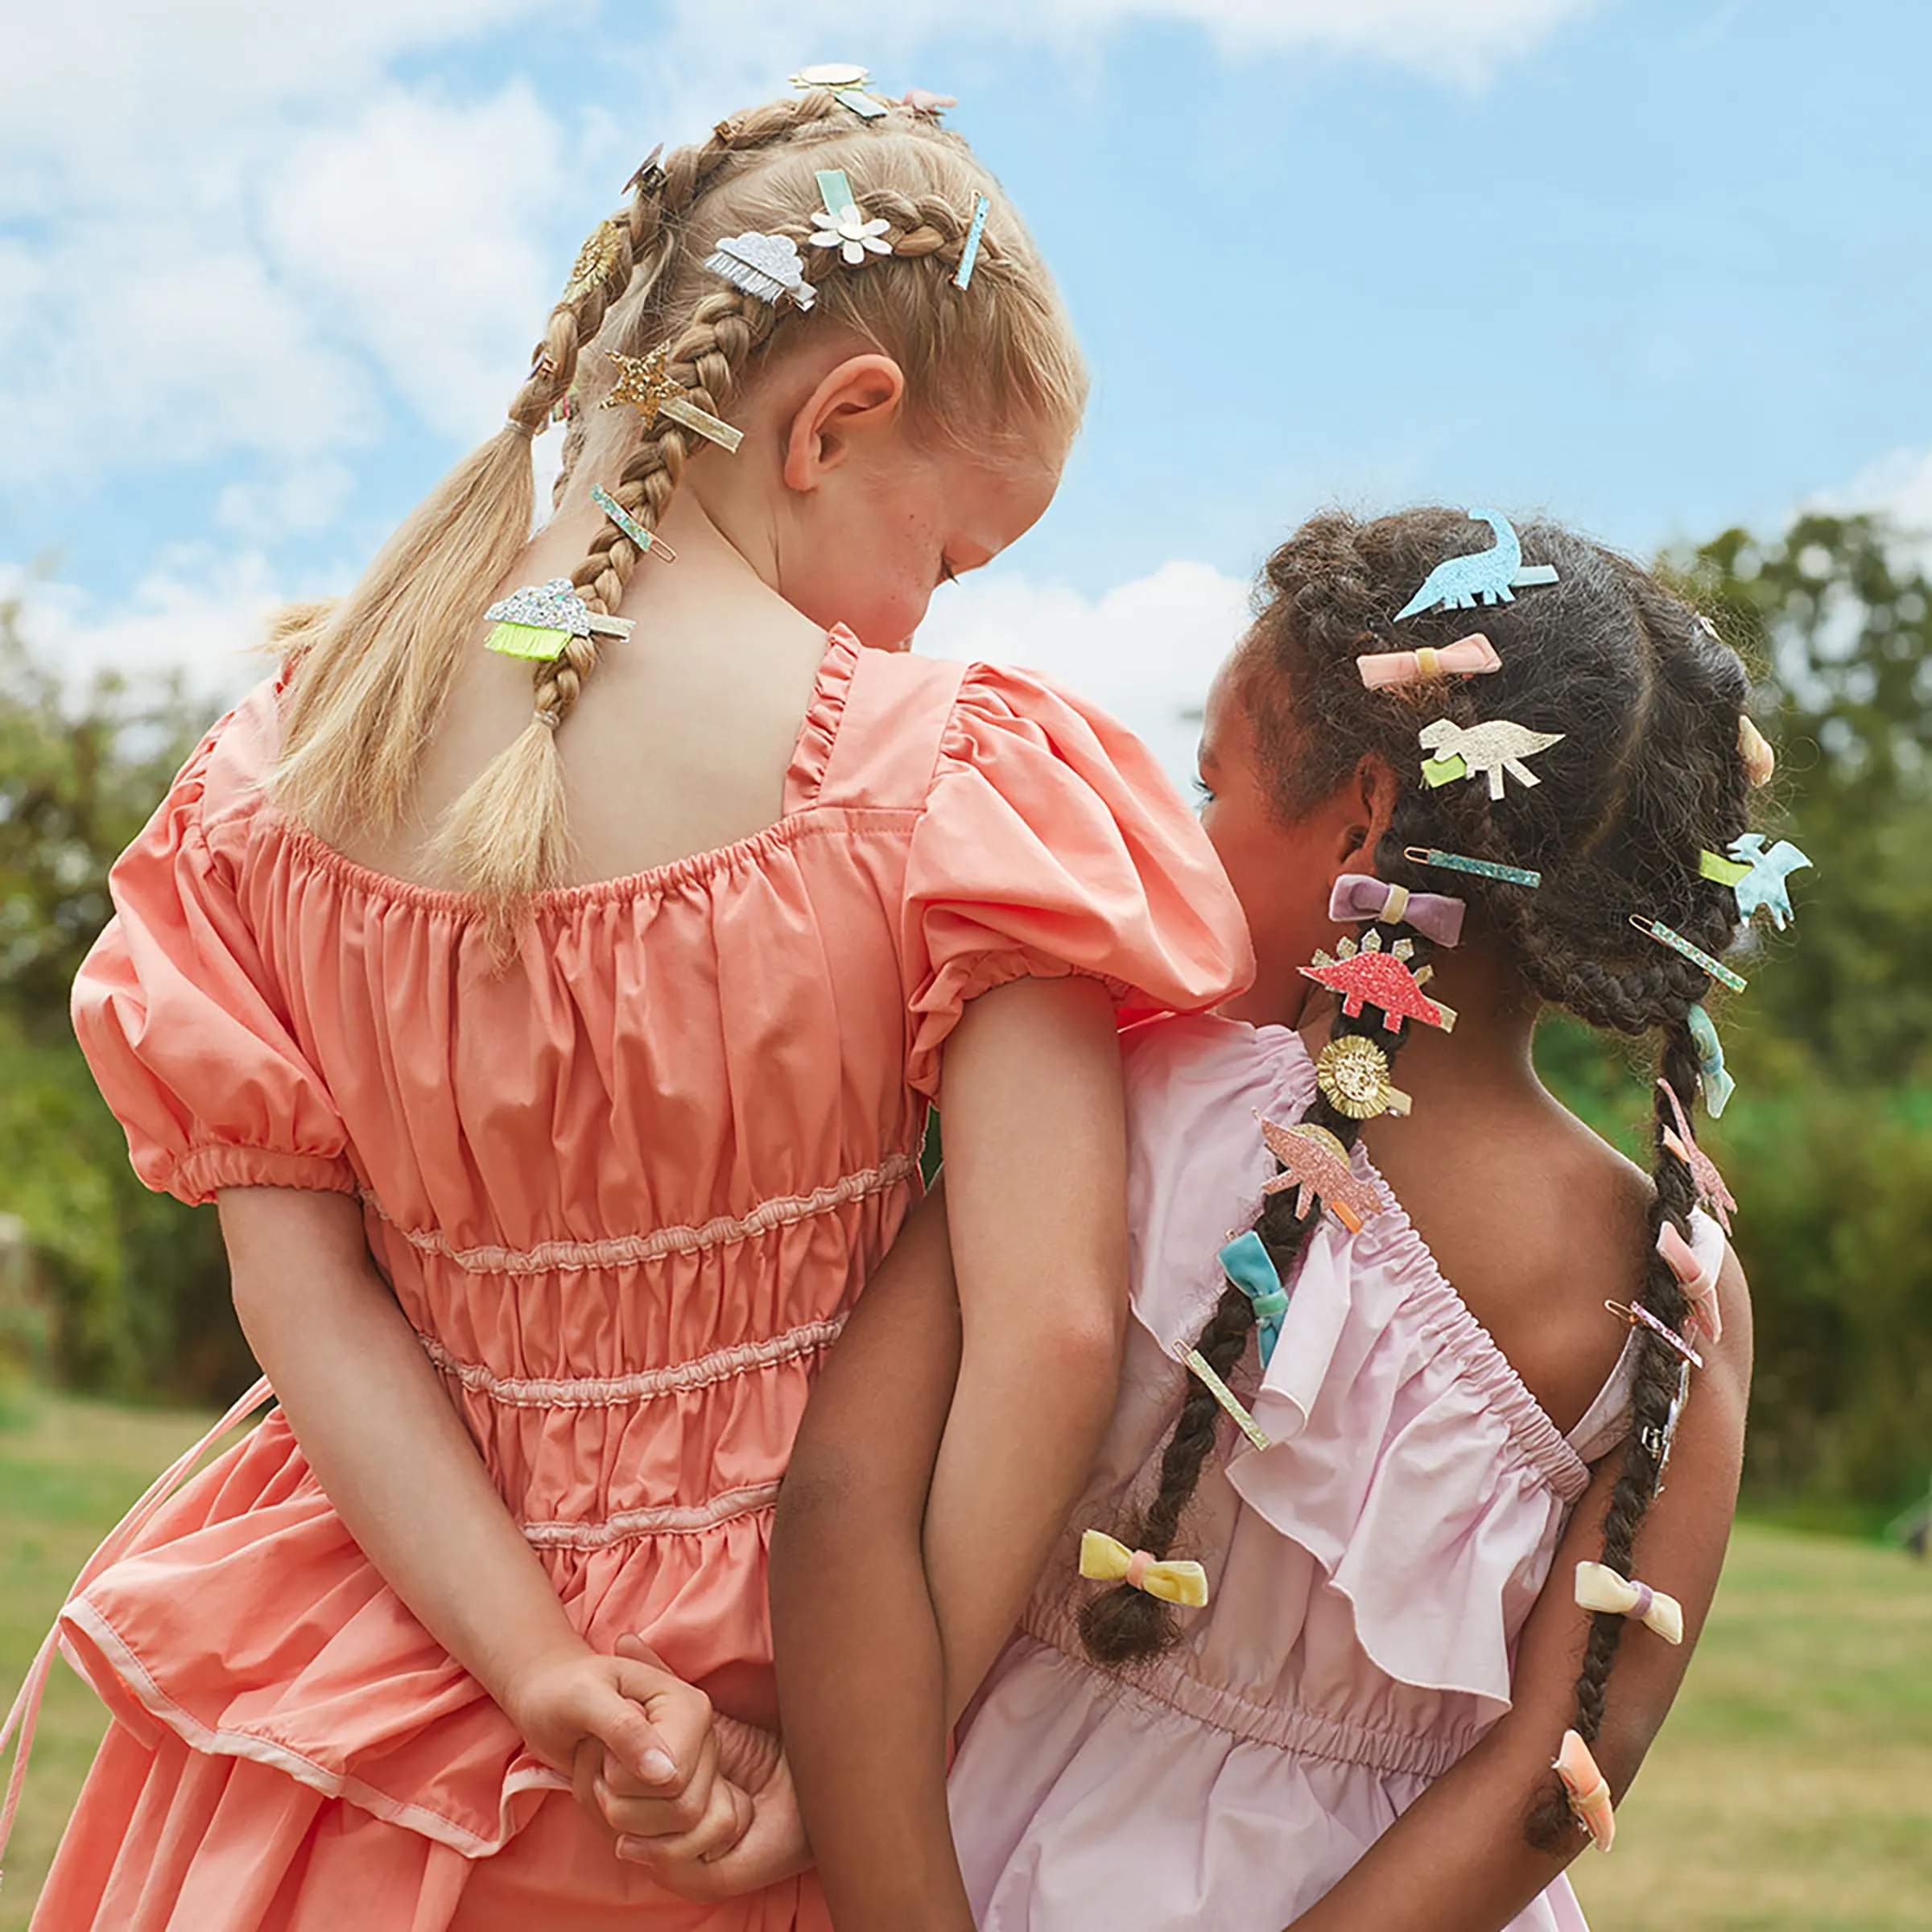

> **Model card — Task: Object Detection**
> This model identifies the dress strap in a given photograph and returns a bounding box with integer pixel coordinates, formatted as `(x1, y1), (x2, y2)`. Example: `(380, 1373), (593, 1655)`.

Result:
(818, 650), (969, 811)
(0, 1375), (276, 1875)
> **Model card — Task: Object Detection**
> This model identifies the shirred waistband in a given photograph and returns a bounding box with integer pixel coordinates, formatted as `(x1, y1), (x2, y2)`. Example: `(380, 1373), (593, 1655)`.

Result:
(419, 1315), (845, 1409)
(363, 1150), (919, 1277)
(1021, 1597), (1483, 1781)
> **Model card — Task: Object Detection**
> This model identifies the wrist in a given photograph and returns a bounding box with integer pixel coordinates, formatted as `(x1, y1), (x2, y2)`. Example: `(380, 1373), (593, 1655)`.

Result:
(491, 1630), (594, 1733)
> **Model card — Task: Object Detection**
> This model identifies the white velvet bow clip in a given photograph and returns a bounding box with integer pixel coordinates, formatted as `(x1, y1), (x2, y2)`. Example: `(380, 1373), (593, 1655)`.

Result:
(1574, 1561), (1684, 1643)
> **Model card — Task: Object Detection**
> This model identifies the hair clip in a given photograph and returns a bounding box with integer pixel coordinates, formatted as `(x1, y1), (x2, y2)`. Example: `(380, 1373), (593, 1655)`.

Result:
(811, 169), (894, 264)
(1657, 1220), (1723, 1344)
(1260, 1117), (1380, 1234)
(790, 62), (890, 118)
(591, 485), (676, 564)
(704, 232), (817, 311)
(1554, 1730), (1616, 1852)
(1218, 1232), (1289, 1367)
(1716, 833), (1810, 931)
(955, 192), (991, 291)
(1404, 846), (1542, 890)
(1641, 1359), (1692, 1494)
(1629, 915), (1747, 993)
(1604, 1297), (1704, 1370)
(1078, 1530), (1209, 1607)
(1739, 715), (1776, 786)
(1575, 1561), (1685, 1643)
(1395, 510), (1560, 621)
(602, 345), (745, 453)
(1418, 718), (1564, 798)
(562, 217), (626, 306)
(1171, 1340), (1272, 1451)
(1315, 1034), (1413, 1121)
(483, 579), (634, 662)
(626, 144), (667, 197)
(1686, 1004), (1735, 1117)
(1356, 631), (1501, 690)
(1302, 931), (1456, 1034)
(1329, 873), (1466, 947)
(1657, 1080), (1736, 1232)
(900, 88), (957, 115)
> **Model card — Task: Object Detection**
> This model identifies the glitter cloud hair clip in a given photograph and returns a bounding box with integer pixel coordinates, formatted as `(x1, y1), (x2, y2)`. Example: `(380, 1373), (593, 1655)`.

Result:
(704, 232), (817, 311)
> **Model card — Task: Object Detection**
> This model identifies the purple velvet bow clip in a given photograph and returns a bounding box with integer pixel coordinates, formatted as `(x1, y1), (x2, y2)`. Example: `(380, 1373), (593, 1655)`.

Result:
(1329, 874), (1466, 947)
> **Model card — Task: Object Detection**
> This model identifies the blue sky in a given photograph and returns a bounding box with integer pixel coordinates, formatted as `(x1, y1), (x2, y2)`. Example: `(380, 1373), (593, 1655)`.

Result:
(3, 0), (1927, 774)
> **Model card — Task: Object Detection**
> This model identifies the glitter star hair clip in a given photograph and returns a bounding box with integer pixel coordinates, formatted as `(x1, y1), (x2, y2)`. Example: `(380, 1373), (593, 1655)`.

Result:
(601, 344), (745, 454)
(1395, 510), (1559, 621)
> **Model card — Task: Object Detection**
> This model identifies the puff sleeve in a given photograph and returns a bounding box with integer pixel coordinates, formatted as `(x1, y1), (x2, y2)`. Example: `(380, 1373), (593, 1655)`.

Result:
(902, 661), (1253, 1097)
(71, 706), (357, 1208)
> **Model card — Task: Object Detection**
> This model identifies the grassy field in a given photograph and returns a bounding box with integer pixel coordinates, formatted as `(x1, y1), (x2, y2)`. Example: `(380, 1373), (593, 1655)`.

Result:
(2, 1392), (1929, 1929)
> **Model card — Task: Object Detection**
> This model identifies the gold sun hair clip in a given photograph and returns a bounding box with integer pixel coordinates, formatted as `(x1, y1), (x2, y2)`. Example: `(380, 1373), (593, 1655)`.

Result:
(562, 218), (626, 305)
(601, 345), (744, 454)
(1315, 1035), (1413, 1121)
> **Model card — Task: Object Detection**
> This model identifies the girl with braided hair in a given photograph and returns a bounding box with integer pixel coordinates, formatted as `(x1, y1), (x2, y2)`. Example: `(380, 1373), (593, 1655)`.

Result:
(775, 506), (1760, 1929)
(9, 82), (1253, 1928)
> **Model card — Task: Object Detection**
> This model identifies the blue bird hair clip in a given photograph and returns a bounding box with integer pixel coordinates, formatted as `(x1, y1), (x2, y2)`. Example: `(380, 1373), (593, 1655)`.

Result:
(1700, 834), (1811, 931)
(1396, 510), (1560, 621)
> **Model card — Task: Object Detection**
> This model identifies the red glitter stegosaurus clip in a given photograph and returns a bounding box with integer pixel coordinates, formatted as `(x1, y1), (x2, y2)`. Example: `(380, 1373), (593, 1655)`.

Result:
(1298, 931), (1457, 1035)
(1657, 1079), (1737, 1233)
(1260, 1117), (1381, 1233)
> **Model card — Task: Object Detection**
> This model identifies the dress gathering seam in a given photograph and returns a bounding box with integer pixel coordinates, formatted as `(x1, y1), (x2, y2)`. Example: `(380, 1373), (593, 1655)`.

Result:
(361, 1151), (919, 1274)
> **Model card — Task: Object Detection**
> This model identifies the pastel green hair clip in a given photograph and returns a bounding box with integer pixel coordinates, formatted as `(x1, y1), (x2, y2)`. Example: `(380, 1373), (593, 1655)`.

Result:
(1701, 835), (1811, 931)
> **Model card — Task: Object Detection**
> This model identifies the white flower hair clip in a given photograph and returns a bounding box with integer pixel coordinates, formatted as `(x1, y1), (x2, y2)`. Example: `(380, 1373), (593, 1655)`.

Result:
(810, 168), (892, 266)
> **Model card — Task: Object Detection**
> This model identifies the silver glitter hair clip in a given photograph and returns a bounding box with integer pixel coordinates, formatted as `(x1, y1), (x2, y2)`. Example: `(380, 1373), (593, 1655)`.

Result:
(704, 232), (817, 311)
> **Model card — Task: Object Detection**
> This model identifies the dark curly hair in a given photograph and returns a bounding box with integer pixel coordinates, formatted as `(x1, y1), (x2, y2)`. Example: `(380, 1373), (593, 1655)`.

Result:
(1075, 508), (1755, 1854)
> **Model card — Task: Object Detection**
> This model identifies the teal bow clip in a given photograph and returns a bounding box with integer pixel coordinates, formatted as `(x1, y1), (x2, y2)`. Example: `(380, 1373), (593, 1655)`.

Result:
(1686, 1004), (1735, 1119)
(1220, 1232), (1288, 1368)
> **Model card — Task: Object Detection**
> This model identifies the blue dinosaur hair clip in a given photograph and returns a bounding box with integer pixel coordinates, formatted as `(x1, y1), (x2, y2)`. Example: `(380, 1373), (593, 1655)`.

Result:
(1397, 510), (1560, 621)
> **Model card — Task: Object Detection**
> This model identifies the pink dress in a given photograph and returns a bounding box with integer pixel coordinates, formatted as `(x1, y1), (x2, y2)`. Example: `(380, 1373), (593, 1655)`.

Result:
(948, 1015), (1720, 1930)
(22, 628), (1251, 1930)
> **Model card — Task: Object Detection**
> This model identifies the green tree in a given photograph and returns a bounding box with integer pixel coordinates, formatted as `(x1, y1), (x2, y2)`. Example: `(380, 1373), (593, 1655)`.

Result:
(0, 601), (247, 1399)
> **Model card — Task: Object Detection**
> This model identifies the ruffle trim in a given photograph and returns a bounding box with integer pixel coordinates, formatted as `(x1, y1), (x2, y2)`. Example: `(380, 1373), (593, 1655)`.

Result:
(782, 623), (861, 808)
(171, 1142), (359, 1208)
(60, 1600), (559, 1860)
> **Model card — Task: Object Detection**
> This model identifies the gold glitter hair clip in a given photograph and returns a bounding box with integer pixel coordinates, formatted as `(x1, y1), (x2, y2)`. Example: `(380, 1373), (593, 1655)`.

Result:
(1315, 1034), (1412, 1121)
(601, 345), (744, 454)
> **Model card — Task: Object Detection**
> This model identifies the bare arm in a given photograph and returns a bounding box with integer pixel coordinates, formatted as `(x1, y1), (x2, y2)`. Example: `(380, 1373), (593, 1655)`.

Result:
(218, 1187), (739, 1852)
(773, 974), (1129, 1930)
(1288, 1254), (1753, 1931)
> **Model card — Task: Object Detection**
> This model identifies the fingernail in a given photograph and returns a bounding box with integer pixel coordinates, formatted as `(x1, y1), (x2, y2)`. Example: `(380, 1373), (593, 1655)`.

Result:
(642, 1748), (677, 1783)
(616, 1834), (654, 1865)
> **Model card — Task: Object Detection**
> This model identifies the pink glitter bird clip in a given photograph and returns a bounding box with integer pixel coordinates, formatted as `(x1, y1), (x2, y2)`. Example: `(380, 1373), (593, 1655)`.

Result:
(1259, 1118), (1381, 1234)
(1656, 1080), (1736, 1233)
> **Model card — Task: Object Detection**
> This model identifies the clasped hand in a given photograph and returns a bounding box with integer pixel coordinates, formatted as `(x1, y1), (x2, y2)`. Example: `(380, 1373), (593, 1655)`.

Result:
(502, 1632), (807, 1899)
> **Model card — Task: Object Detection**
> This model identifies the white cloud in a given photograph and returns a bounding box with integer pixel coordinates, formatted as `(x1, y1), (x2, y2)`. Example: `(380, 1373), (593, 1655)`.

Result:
(0, 2), (575, 196)
(266, 84), (572, 443)
(916, 558), (1252, 790)
(5, 553), (288, 696)
(658, 0), (1600, 95)
(1819, 448), (1932, 549)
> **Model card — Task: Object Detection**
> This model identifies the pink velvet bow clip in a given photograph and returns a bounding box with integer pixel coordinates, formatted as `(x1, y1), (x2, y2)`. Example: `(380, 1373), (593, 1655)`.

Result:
(1657, 1221), (1723, 1344)
(1554, 1730), (1616, 1852)
(1329, 874), (1466, 948)
(1355, 632), (1501, 690)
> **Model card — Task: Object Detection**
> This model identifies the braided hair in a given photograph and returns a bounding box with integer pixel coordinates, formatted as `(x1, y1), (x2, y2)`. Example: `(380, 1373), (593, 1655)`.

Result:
(275, 89), (1084, 906)
(1080, 509), (1755, 1853)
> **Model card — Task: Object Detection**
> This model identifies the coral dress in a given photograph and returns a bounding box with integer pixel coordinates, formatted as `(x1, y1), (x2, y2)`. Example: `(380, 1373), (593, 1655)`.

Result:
(949, 1015), (1726, 1930)
(25, 626), (1250, 1930)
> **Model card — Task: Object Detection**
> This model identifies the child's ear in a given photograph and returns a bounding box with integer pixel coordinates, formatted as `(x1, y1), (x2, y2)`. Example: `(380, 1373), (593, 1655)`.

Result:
(782, 353), (907, 493)
(1334, 753), (1401, 873)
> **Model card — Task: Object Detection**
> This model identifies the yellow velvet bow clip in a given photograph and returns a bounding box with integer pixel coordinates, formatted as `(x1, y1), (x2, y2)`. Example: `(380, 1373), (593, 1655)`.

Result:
(1078, 1530), (1209, 1608)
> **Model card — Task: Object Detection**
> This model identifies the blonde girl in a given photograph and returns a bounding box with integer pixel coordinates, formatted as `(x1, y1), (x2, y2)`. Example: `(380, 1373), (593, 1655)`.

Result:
(2, 82), (1249, 1928)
